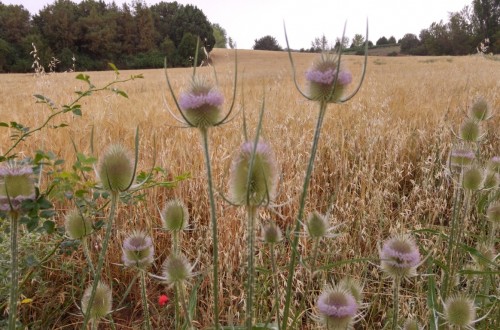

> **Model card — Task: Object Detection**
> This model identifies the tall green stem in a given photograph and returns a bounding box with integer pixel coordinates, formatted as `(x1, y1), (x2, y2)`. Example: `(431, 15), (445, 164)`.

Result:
(245, 206), (257, 329)
(8, 212), (20, 330)
(443, 184), (462, 299)
(270, 243), (281, 330)
(82, 238), (95, 276)
(81, 191), (119, 329)
(282, 101), (327, 329)
(177, 282), (193, 329)
(140, 270), (152, 330)
(200, 127), (219, 329)
(392, 277), (401, 330)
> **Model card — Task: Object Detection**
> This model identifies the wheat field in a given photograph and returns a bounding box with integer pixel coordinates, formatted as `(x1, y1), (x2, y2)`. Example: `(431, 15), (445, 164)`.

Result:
(0, 49), (499, 329)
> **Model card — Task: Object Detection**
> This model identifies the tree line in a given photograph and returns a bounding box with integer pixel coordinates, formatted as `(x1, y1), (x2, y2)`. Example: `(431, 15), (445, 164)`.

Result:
(0, 0), (229, 73)
(253, 0), (499, 56)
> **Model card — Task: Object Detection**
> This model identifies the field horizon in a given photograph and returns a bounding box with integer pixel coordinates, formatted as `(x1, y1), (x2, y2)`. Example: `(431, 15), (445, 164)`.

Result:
(0, 48), (499, 329)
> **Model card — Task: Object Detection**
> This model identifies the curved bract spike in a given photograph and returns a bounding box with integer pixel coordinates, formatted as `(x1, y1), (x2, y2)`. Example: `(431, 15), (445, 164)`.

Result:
(123, 126), (140, 192)
(284, 22), (314, 101)
(192, 37), (200, 79)
(215, 48), (238, 126)
(163, 58), (195, 127)
(338, 19), (369, 103)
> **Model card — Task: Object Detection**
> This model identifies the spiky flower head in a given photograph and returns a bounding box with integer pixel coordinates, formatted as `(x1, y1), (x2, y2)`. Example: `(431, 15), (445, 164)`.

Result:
(81, 282), (112, 321)
(469, 97), (490, 121)
(403, 319), (422, 330)
(262, 222), (283, 244)
(443, 294), (476, 328)
(449, 148), (475, 169)
(317, 284), (359, 329)
(98, 144), (134, 192)
(161, 199), (189, 231)
(462, 167), (483, 191)
(178, 78), (224, 128)
(338, 277), (364, 305)
(459, 119), (482, 142)
(487, 156), (500, 173)
(306, 211), (329, 238)
(0, 164), (35, 213)
(161, 254), (193, 285)
(64, 209), (93, 240)
(486, 201), (500, 226)
(471, 243), (496, 271)
(229, 140), (278, 207)
(482, 170), (499, 190)
(122, 230), (154, 269)
(306, 54), (352, 103)
(379, 234), (421, 279)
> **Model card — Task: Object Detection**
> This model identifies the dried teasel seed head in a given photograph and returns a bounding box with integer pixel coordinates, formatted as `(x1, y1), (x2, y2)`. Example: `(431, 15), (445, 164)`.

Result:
(81, 282), (112, 321)
(0, 164), (36, 213)
(443, 294), (476, 328)
(229, 140), (278, 207)
(469, 97), (491, 121)
(64, 209), (93, 240)
(161, 199), (189, 231)
(98, 144), (134, 192)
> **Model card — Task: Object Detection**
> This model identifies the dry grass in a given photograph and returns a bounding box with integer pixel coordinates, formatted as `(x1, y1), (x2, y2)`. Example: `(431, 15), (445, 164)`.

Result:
(0, 49), (499, 329)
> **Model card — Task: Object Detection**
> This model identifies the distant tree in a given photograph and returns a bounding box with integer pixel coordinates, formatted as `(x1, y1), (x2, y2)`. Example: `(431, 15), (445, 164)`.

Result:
(228, 37), (235, 49)
(376, 36), (388, 45)
(350, 34), (365, 48)
(253, 35), (282, 51)
(212, 23), (227, 48)
(170, 4), (215, 51)
(471, 0), (500, 53)
(334, 36), (349, 50)
(177, 32), (200, 66)
(388, 36), (397, 44)
(134, 1), (156, 53)
(400, 33), (421, 54)
(311, 34), (329, 52)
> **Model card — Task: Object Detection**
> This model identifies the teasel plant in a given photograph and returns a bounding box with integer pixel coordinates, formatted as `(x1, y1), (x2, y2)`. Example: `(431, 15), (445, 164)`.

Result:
(81, 131), (141, 329)
(280, 21), (368, 330)
(226, 100), (279, 329)
(0, 163), (36, 330)
(164, 38), (238, 329)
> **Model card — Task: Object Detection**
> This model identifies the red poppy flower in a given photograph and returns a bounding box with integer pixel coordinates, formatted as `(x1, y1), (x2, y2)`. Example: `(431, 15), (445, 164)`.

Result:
(158, 294), (169, 306)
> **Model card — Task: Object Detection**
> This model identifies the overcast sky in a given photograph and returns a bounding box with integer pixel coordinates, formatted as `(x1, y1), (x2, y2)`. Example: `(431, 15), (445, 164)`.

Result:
(4, 0), (472, 49)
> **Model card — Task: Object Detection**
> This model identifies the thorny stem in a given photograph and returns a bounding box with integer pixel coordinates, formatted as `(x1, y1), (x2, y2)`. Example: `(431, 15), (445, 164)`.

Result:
(392, 277), (401, 330)
(200, 127), (220, 329)
(140, 270), (152, 330)
(81, 191), (119, 329)
(177, 282), (193, 329)
(8, 212), (20, 330)
(282, 101), (328, 329)
(82, 238), (96, 276)
(246, 206), (257, 329)
(443, 183), (462, 300)
(270, 242), (281, 330)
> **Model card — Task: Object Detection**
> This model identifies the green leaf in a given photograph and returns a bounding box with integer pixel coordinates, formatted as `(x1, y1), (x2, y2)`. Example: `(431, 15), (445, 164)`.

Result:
(76, 73), (90, 83)
(108, 62), (119, 74)
(112, 88), (128, 98)
(43, 220), (56, 234)
(0, 122), (9, 127)
(72, 107), (82, 116)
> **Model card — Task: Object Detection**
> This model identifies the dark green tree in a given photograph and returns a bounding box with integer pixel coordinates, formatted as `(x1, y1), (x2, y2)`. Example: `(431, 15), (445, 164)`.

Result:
(400, 33), (421, 54)
(472, 0), (500, 53)
(253, 35), (282, 51)
(388, 36), (397, 44)
(376, 36), (388, 45)
(212, 23), (227, 48)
